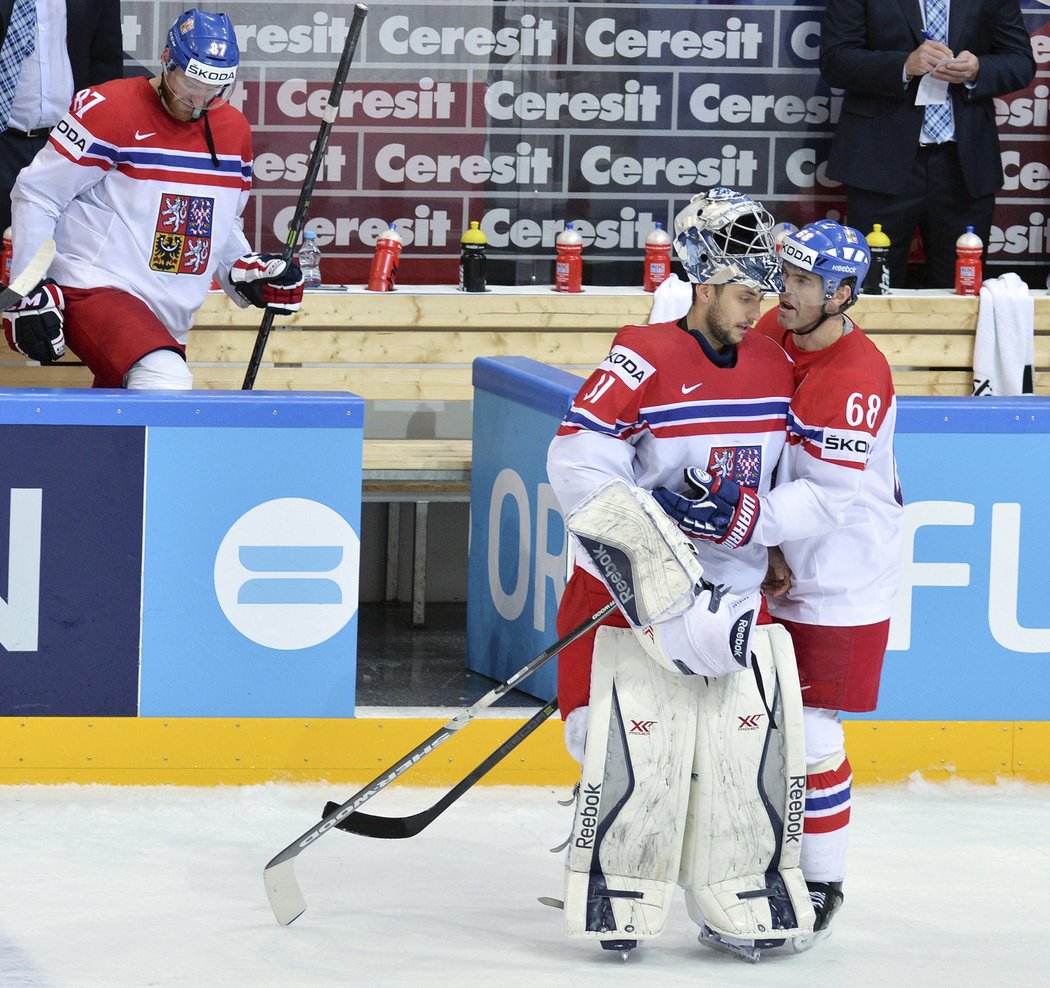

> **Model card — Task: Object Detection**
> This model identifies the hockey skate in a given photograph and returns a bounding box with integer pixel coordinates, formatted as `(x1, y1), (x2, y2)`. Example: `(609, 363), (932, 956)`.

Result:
(697, 881), (844, 961)
(696, 925), (787, 964)
(789, 881), (844, 953)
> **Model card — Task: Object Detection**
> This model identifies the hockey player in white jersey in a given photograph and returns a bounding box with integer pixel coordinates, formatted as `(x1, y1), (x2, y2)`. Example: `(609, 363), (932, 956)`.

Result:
(2, 8), (304, 389)
(547, 188), (817, 961)
(655, 220), (904, 951)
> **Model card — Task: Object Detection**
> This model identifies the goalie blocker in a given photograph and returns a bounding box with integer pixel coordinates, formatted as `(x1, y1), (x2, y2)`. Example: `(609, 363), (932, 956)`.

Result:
(561, 623), (814, 956)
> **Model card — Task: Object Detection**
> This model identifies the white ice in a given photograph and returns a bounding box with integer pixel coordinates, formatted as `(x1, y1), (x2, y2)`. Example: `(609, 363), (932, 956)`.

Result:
(2, 777), (1048, 987)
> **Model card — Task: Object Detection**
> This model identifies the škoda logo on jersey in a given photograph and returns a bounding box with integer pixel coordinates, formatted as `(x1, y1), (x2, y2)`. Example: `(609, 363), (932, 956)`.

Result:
(151, 193), (215, 275)
(597, 344), (655, 390)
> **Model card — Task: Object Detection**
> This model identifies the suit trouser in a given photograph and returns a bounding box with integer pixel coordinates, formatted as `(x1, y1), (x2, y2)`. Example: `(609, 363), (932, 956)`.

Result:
(844, 142), (996, 290)
(0, 128), (50, 234)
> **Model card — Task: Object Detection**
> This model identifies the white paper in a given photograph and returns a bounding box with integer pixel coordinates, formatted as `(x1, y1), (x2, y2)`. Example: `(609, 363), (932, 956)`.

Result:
(914, 59), (957, 105)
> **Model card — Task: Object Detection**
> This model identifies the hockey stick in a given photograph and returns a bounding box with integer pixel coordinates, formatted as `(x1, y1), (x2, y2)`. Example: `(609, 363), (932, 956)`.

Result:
(263, 599), (616, 926)
(0, 238), (57, 311)
(321, 696), (558, 839)
(241, 2), (368, 390)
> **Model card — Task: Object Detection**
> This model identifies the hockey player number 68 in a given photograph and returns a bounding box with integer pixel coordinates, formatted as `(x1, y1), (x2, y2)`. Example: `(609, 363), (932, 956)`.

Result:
(845, 392), (880, 429)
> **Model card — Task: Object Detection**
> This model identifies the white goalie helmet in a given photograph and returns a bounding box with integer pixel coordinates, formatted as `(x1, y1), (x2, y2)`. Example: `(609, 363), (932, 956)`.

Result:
(672, 187), (784, 292)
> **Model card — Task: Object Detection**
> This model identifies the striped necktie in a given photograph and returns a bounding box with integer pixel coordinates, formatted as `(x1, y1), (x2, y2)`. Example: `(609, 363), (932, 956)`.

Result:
(0, 0), (37, 127)
(923, 0), (953, 143)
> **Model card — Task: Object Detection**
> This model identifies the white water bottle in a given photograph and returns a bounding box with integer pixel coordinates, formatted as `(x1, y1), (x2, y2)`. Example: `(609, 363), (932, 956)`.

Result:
(298, 230), (322, 288)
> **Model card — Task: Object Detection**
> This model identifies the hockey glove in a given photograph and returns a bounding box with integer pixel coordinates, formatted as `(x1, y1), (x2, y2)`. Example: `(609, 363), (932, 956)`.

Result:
(229, 253), (305, 315)
(652, 467), (760, 548)
(3, 279), (66, 363)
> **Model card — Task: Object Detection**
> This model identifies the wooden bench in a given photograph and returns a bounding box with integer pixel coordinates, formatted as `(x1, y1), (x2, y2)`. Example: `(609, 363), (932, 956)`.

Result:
(3, 286), (1048, 619)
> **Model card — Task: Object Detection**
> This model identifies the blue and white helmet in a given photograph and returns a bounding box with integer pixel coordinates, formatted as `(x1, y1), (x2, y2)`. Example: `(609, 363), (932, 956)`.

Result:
(165, 8), (239, 97)
(672, 187), (783, 292)
(779, 221), (871, 303)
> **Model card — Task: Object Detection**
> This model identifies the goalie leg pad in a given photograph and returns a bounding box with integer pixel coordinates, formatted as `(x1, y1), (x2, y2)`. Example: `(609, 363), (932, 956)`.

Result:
(566, 478), (704, 628)
(679, 624), (815, 941)
(563, 627), (698, 943)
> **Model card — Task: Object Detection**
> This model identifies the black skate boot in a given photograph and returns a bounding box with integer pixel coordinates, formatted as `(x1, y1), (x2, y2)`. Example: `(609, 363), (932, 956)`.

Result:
(790, 881), (844, 953)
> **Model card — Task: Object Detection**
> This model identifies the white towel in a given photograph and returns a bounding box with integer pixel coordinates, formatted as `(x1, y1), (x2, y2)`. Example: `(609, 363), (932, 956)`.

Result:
(972, 272), (1035, 396)
(648, 273), (693, 324)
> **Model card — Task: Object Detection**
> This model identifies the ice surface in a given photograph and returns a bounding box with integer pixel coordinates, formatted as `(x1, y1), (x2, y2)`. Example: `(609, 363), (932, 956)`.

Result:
(2, 777), (1047, 986)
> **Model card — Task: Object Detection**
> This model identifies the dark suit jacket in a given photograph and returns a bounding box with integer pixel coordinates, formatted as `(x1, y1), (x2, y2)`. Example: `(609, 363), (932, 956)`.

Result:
(820, 0), (1035, 198)
(0, 0), (122, 93)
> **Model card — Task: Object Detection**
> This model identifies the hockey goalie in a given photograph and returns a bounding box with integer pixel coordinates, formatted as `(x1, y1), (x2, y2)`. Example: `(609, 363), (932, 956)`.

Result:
(545, 187), (819, 962)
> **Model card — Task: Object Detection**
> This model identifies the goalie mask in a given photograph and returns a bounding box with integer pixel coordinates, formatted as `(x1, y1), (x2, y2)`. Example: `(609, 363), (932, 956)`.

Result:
(162, 8), (240, 118)
(779, 221), (871, 305)
(672, 187), (783, 293)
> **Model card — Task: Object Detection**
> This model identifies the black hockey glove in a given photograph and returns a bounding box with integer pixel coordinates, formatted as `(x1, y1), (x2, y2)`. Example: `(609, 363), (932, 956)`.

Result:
(3, 278), (66, 363)
(229, 253), (305, 315)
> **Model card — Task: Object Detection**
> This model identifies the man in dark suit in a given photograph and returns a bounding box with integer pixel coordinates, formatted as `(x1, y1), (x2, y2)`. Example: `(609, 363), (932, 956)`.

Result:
(821, 0), (1035, 288)
(0, 0), (122, 233)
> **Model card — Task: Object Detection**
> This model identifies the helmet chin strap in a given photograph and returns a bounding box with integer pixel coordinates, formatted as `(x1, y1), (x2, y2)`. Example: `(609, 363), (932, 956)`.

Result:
(790, 293), (856, 337)
(158, 73), (221, 169)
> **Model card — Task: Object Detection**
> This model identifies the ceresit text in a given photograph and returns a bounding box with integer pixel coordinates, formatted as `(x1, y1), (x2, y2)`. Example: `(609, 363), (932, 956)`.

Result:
(580, 144), (758, 187)
(276, 78), (456, 121)
(688, 83), (840, 125)
(585, 16), (763, 61)
(485, 80), (661, 123)
(375, 142), (552, 184)
(378, 13), (557, 57)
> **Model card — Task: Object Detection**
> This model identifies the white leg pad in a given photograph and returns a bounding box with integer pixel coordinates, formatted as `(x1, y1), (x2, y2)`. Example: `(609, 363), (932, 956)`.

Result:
(563, 627), (697, 942)
(680, 624), (815, 941)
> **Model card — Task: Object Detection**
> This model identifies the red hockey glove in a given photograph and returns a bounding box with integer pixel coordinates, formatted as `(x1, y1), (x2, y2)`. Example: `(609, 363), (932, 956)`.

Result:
(230, 253), (305, 315)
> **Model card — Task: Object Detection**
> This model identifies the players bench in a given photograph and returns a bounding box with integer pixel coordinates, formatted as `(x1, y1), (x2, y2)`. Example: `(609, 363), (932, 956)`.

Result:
(1, 286), (1048, 620)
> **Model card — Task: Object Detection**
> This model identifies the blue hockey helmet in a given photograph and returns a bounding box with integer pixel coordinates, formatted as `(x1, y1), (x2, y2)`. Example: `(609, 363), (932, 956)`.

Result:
(779, 220), (871, 303)
(164, 8), (239, 101)
(672, 187), (783, 293)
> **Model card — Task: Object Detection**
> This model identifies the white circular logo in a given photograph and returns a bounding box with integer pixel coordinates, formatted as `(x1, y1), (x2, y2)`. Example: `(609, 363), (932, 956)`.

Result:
(214, 498), (359, 650)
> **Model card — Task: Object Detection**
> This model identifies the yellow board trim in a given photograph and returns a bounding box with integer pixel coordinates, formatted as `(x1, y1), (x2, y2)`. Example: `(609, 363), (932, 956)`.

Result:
(1, 717), (1047, 786)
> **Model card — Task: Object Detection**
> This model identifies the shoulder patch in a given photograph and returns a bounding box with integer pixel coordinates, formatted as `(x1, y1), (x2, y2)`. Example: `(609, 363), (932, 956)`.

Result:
(597, 344), (656, 390)
(822, 427), (874, 464)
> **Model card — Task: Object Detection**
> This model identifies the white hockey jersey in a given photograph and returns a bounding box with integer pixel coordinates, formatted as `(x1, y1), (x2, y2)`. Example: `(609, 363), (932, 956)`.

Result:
(11, 77), (253, 341)
(755, 311), (903, 626)
(548, 320), (795, 596)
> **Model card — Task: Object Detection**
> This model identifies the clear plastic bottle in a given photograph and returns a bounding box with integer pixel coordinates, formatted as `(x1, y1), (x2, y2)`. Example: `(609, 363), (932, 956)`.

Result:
(298, 230), (322, 288)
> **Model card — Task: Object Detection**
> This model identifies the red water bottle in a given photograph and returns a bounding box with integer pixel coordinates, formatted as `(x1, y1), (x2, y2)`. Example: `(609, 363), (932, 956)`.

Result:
(2, 227), (12, 285)
(954, 226), (983, 296)
(554, 222), (583, 293)
(643, 222), (672, 292)
(367, 223), (403, 292)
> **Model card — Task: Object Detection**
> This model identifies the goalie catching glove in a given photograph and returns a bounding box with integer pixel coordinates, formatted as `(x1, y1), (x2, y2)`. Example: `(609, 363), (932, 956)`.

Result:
(653, 467), (760, 549)
(3, 279), (66, 363)
(229, 253), (305, 315)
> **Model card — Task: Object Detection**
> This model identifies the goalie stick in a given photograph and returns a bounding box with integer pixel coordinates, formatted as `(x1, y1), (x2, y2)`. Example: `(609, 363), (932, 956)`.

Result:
(263, 599), (617, 926)
(321, 697), (558, 839)
(241, 2), (367, 390)
(0, 238), (57, 311)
